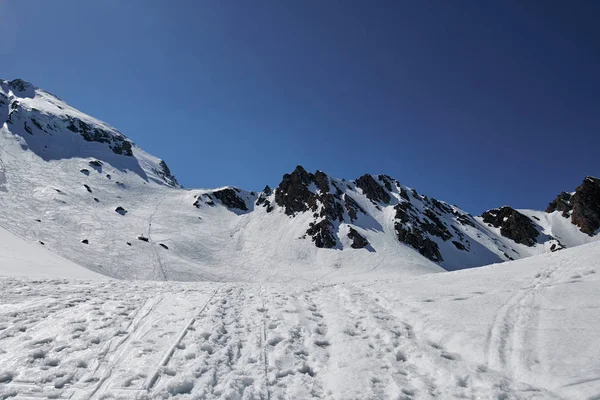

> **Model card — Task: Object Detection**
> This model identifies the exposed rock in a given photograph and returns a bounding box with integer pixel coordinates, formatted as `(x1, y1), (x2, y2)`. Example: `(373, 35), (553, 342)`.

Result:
(275, 166), (315, 215)
(159, 243), (169, 250)
(481, 206), (539, 246)
(137, 236), (149, 242)
(546, 191), (573, 216)
(314, 170), (330, 193)
(547, 177), (600, 236)
(212, 188), (248, 211)
(80, 169), (90, 176)
(154, 160), (179, 187)
(83, 184), (92, 193)
(422, 210), (453, 241)
(377, 175), (394, 192)
(395, 223), (442, 262)
(306, 220), (337, 248)
(256, 185), (274, 212)
(348, 227), (369, 249)
(355, 174), (391, 204)
(115, 206), (127, 216)
(81, 239), (89, 244)
(344, 194), (365, 222)
(66, 116), (133, 156)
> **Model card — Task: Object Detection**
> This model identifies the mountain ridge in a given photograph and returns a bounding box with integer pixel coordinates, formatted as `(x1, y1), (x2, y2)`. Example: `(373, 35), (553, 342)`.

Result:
(0, 77), (598, 281)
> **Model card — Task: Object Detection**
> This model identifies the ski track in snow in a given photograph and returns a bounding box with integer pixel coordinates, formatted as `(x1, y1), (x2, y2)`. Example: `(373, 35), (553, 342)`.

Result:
(0, 278), (570, 400)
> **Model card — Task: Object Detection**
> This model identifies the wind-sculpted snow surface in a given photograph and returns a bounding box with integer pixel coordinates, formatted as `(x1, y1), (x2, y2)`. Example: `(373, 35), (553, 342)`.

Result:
(1, 242), (599, 399)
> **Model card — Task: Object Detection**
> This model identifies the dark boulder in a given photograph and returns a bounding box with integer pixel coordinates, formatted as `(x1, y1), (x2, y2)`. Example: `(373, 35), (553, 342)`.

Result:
(481, 206), (539, 246)
(159, 243), (169, 250)
(81, 239), (89, 244)
(348, 227), (369, 249)
(83, 184), (92, 193)
(115, 206), (127, 216)
(355, 174), (391, 204)
(138, 236), (149, 242)
(212, 188), (248, 211)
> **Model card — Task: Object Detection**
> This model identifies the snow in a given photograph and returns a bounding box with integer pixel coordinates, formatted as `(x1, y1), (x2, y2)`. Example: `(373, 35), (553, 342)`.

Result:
(1, 242), (599, 399)
(0, 225), (102, 280)
(1, 78), (599, 399)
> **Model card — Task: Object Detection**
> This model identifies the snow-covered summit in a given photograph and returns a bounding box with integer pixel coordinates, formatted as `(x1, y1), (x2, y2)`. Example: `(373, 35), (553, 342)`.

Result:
(0, 78), (179, 188)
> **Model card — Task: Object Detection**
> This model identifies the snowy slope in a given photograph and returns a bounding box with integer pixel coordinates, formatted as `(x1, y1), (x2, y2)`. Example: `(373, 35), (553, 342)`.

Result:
(0, 225), (102, 279)
(0, 239), (598, 399)
(0, 77), (598, 282)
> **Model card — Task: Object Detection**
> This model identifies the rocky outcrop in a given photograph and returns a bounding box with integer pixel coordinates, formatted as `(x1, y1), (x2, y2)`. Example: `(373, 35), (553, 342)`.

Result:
(546, 177), (600, 236)
(155, 160), (179, 187)
(275, 166), (316, 215)
(570, 177), (600, 235)
(212, 188), (248, 211)
(256, 185), (274, 212)
(348, 227), (369, 249)
(395, 224), (442, 262)
(481, 206), (539, 246)
(66, 116), (133, 156)
(274, 166), (346, 248)
(344, 194), (365, 222)
(306, 220), (337, 248)
(355, 174), (391, 204)
(546, 191), (573, 216)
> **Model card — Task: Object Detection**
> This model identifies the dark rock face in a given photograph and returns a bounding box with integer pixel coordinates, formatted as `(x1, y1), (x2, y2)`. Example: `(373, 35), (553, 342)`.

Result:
(212, 188), (248, 211)
(155, 160), (179, 187)
(481, 207), (539, 246)
(348, 227), (369, 249)
(391, 194), (476, 262)
(344, 194), (365, 222)
(546, 192), (573, 215)
(66, 117), (133, 156)
(256, 185), (274, 212)
(547, 177), (600, 236)
(275, 166), (316, 215)
(306, 220), (337, 248)
(395, 224), (442, 262)
(274, 166), (345, 248)
(355, 174), (391, 204)
(570, 177), (600, 235)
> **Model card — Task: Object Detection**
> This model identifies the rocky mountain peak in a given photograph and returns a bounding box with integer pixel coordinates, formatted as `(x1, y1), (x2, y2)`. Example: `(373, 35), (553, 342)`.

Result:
(481, 206), (539, 247)
(546, 176), (600, 236)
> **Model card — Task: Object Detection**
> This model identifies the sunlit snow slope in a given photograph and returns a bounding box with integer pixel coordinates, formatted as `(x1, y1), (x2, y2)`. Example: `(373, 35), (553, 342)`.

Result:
(0, 239), (598, 399)
(0, 77), (598, 282)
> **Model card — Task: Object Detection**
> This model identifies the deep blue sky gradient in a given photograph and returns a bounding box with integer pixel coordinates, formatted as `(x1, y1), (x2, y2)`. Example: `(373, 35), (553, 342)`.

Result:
(1, 0), (599, 214)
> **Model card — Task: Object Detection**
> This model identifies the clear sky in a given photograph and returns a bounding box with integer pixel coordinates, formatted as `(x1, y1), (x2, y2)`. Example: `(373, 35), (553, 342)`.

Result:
(1, 0), (598, 214)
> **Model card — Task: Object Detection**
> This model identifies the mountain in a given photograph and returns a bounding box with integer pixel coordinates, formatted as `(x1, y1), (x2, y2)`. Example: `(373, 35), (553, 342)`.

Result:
(0, 78), (598, 281)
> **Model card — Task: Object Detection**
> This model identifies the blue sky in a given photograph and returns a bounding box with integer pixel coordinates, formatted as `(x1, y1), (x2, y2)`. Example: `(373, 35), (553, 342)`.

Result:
(1, 0), (598, 214)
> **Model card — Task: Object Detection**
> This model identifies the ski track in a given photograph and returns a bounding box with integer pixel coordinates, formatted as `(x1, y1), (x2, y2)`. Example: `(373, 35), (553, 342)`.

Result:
(485, 262), (561, 378)
(0, 276), (592, 399)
